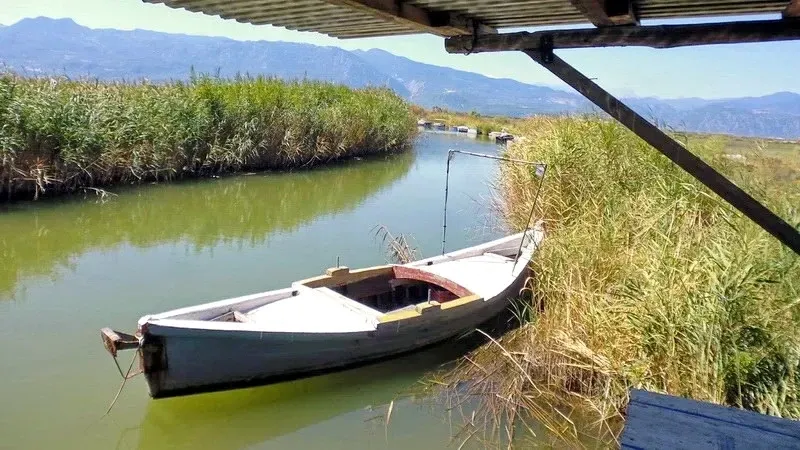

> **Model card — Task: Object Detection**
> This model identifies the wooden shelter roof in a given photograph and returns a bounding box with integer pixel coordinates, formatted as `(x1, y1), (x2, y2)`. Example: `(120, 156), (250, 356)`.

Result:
(145, 0), (797, 39)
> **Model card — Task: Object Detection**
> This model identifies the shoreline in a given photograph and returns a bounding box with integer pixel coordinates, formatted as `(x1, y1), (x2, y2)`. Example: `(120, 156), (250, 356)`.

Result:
(0, 146), (414, 206)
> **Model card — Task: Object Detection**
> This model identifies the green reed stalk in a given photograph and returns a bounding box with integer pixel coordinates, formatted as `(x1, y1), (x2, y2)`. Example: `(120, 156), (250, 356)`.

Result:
(0, 73), (417, 200)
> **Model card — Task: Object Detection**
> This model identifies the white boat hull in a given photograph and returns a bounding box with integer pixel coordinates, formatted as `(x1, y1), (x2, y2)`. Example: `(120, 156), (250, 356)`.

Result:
(142, 273), (526, 397)
(104, 228), (544, 398)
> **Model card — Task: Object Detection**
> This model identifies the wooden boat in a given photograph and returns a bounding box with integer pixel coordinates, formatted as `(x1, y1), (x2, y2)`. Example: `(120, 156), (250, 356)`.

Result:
(101, 227), (544, 398)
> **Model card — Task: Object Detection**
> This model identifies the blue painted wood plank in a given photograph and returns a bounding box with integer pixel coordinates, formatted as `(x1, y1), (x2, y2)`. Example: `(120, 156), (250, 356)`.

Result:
(621, 389), (800, 450)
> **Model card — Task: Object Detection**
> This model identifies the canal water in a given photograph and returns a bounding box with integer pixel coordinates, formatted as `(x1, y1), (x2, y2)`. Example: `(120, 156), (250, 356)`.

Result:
(0, 132), (526, 449)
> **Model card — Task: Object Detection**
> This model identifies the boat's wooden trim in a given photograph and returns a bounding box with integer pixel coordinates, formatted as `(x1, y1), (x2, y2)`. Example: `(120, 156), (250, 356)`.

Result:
(377, 294), (483, 323)
(416, 301), (441, 314)
(100, 328), (139, 357)
(297, 265), (394, 288)
(441, 294), (483, 310)
(377, 308), (419, 323)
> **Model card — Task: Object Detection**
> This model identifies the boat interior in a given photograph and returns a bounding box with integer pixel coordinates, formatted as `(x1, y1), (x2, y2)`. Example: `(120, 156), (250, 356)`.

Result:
(304, 265), (473, 311)
(205, 265), (479, 332)
(141, 230), (542, 333)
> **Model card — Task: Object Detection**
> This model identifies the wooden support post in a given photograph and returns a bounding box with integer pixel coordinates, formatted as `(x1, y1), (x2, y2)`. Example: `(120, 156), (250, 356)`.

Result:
(522, 50), (800, 254)
(785, 0), (800, 17)
(569, 0), (638, 26)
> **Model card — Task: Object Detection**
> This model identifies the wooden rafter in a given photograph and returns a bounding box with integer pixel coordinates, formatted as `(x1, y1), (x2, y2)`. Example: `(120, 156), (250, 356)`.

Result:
(569, 0), (638, 26)
(445, 20), (800, 53)
(320, 0), (495, 36)
(785, 0), (800, 17)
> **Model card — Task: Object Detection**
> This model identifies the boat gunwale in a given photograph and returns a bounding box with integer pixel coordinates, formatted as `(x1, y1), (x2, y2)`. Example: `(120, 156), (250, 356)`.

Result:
(139, 229), (543, 335)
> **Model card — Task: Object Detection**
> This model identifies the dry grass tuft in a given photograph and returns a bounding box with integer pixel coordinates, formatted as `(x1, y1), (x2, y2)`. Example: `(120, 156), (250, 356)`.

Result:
(373, 225), (418, 264)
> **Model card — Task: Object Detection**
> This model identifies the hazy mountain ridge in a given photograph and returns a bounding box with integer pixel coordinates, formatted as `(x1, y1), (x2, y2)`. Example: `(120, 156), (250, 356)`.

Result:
(2, 17), (798, 139)
(0, 17), (410, 95)
(352, 48), (587, 116)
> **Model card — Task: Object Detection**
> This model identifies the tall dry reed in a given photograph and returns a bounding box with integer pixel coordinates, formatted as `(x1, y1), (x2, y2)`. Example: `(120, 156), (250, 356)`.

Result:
(438, 115), (800, 445)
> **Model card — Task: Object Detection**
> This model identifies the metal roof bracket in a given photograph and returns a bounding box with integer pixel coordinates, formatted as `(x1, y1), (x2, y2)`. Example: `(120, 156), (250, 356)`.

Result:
(463, 19), (479, 54)
(539, 34), (554, 63)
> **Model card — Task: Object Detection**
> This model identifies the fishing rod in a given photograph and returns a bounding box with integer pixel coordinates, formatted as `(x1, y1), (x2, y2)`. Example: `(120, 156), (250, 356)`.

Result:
(441, 149), (547, 267)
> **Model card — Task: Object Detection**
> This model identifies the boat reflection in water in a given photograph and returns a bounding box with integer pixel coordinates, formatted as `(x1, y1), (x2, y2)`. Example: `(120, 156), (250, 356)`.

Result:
(137, 320), (516, 450)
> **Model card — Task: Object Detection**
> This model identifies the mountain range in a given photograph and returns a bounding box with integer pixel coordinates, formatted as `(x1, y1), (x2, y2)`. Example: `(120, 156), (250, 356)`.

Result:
(1, 17), (799, 139)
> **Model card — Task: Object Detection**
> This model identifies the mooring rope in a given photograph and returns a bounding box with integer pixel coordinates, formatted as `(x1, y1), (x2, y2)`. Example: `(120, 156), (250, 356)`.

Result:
(103, 350), (141, 418)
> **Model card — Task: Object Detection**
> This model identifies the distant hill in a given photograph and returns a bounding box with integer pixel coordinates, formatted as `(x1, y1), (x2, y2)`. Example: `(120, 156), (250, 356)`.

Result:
(2, 17), (799, 139)
(352, 49), (585, 116)
(0, 17), (409, 95)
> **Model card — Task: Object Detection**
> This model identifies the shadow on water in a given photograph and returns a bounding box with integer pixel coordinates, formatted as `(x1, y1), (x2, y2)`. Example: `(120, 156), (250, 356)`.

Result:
(0, 152), (414, 298)
(137, 310), (524, 450)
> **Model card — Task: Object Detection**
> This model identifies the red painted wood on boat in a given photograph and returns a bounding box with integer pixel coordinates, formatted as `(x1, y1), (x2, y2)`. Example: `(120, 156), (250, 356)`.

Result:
(391, 266), (473, 297)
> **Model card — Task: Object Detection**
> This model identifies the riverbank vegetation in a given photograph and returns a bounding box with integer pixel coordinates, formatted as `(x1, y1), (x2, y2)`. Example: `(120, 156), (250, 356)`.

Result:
(0, 74), (416, 201)
(439, 116), (800, 445)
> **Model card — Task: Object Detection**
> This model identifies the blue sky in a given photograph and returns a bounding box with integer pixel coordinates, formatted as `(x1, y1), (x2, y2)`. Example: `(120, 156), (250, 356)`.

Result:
(1, 0), (798, 99)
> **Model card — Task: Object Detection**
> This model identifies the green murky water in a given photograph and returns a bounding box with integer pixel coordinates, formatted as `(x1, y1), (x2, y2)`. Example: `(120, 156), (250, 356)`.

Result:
(0, 132), (521, 449)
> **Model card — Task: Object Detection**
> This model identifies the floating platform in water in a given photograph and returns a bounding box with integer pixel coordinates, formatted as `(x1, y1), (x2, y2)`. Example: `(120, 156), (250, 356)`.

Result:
(621, 389), (800, 449)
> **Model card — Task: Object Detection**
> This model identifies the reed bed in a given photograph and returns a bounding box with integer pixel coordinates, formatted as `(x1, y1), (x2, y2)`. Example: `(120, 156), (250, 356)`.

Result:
(0, 73), (416, 200)
(436, 116), (800, 445)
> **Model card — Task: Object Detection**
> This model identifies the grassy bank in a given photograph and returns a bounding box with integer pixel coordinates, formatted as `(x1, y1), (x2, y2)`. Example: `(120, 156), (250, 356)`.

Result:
(0, 74), (416, 201)
(441, 116), (800, 444)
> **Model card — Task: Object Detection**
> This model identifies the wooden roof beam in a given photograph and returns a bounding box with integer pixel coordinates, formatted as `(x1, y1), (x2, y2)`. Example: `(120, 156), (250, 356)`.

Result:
(785, 0), (800, 17)
(445, 19), (800, 53)
(569, 0), (639, 26)
(320, 0), (496, 36)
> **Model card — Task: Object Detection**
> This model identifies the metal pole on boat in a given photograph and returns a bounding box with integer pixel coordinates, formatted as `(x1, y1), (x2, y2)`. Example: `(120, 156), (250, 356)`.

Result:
(512, 165), (547, 272)
(441, 150), (454, 255)
(441, 149), (546, 256)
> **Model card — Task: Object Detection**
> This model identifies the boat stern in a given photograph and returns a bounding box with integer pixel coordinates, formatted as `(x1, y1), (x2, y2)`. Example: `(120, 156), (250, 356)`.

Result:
(100, 327), (140, 357)
(100, 322), (169, 398)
